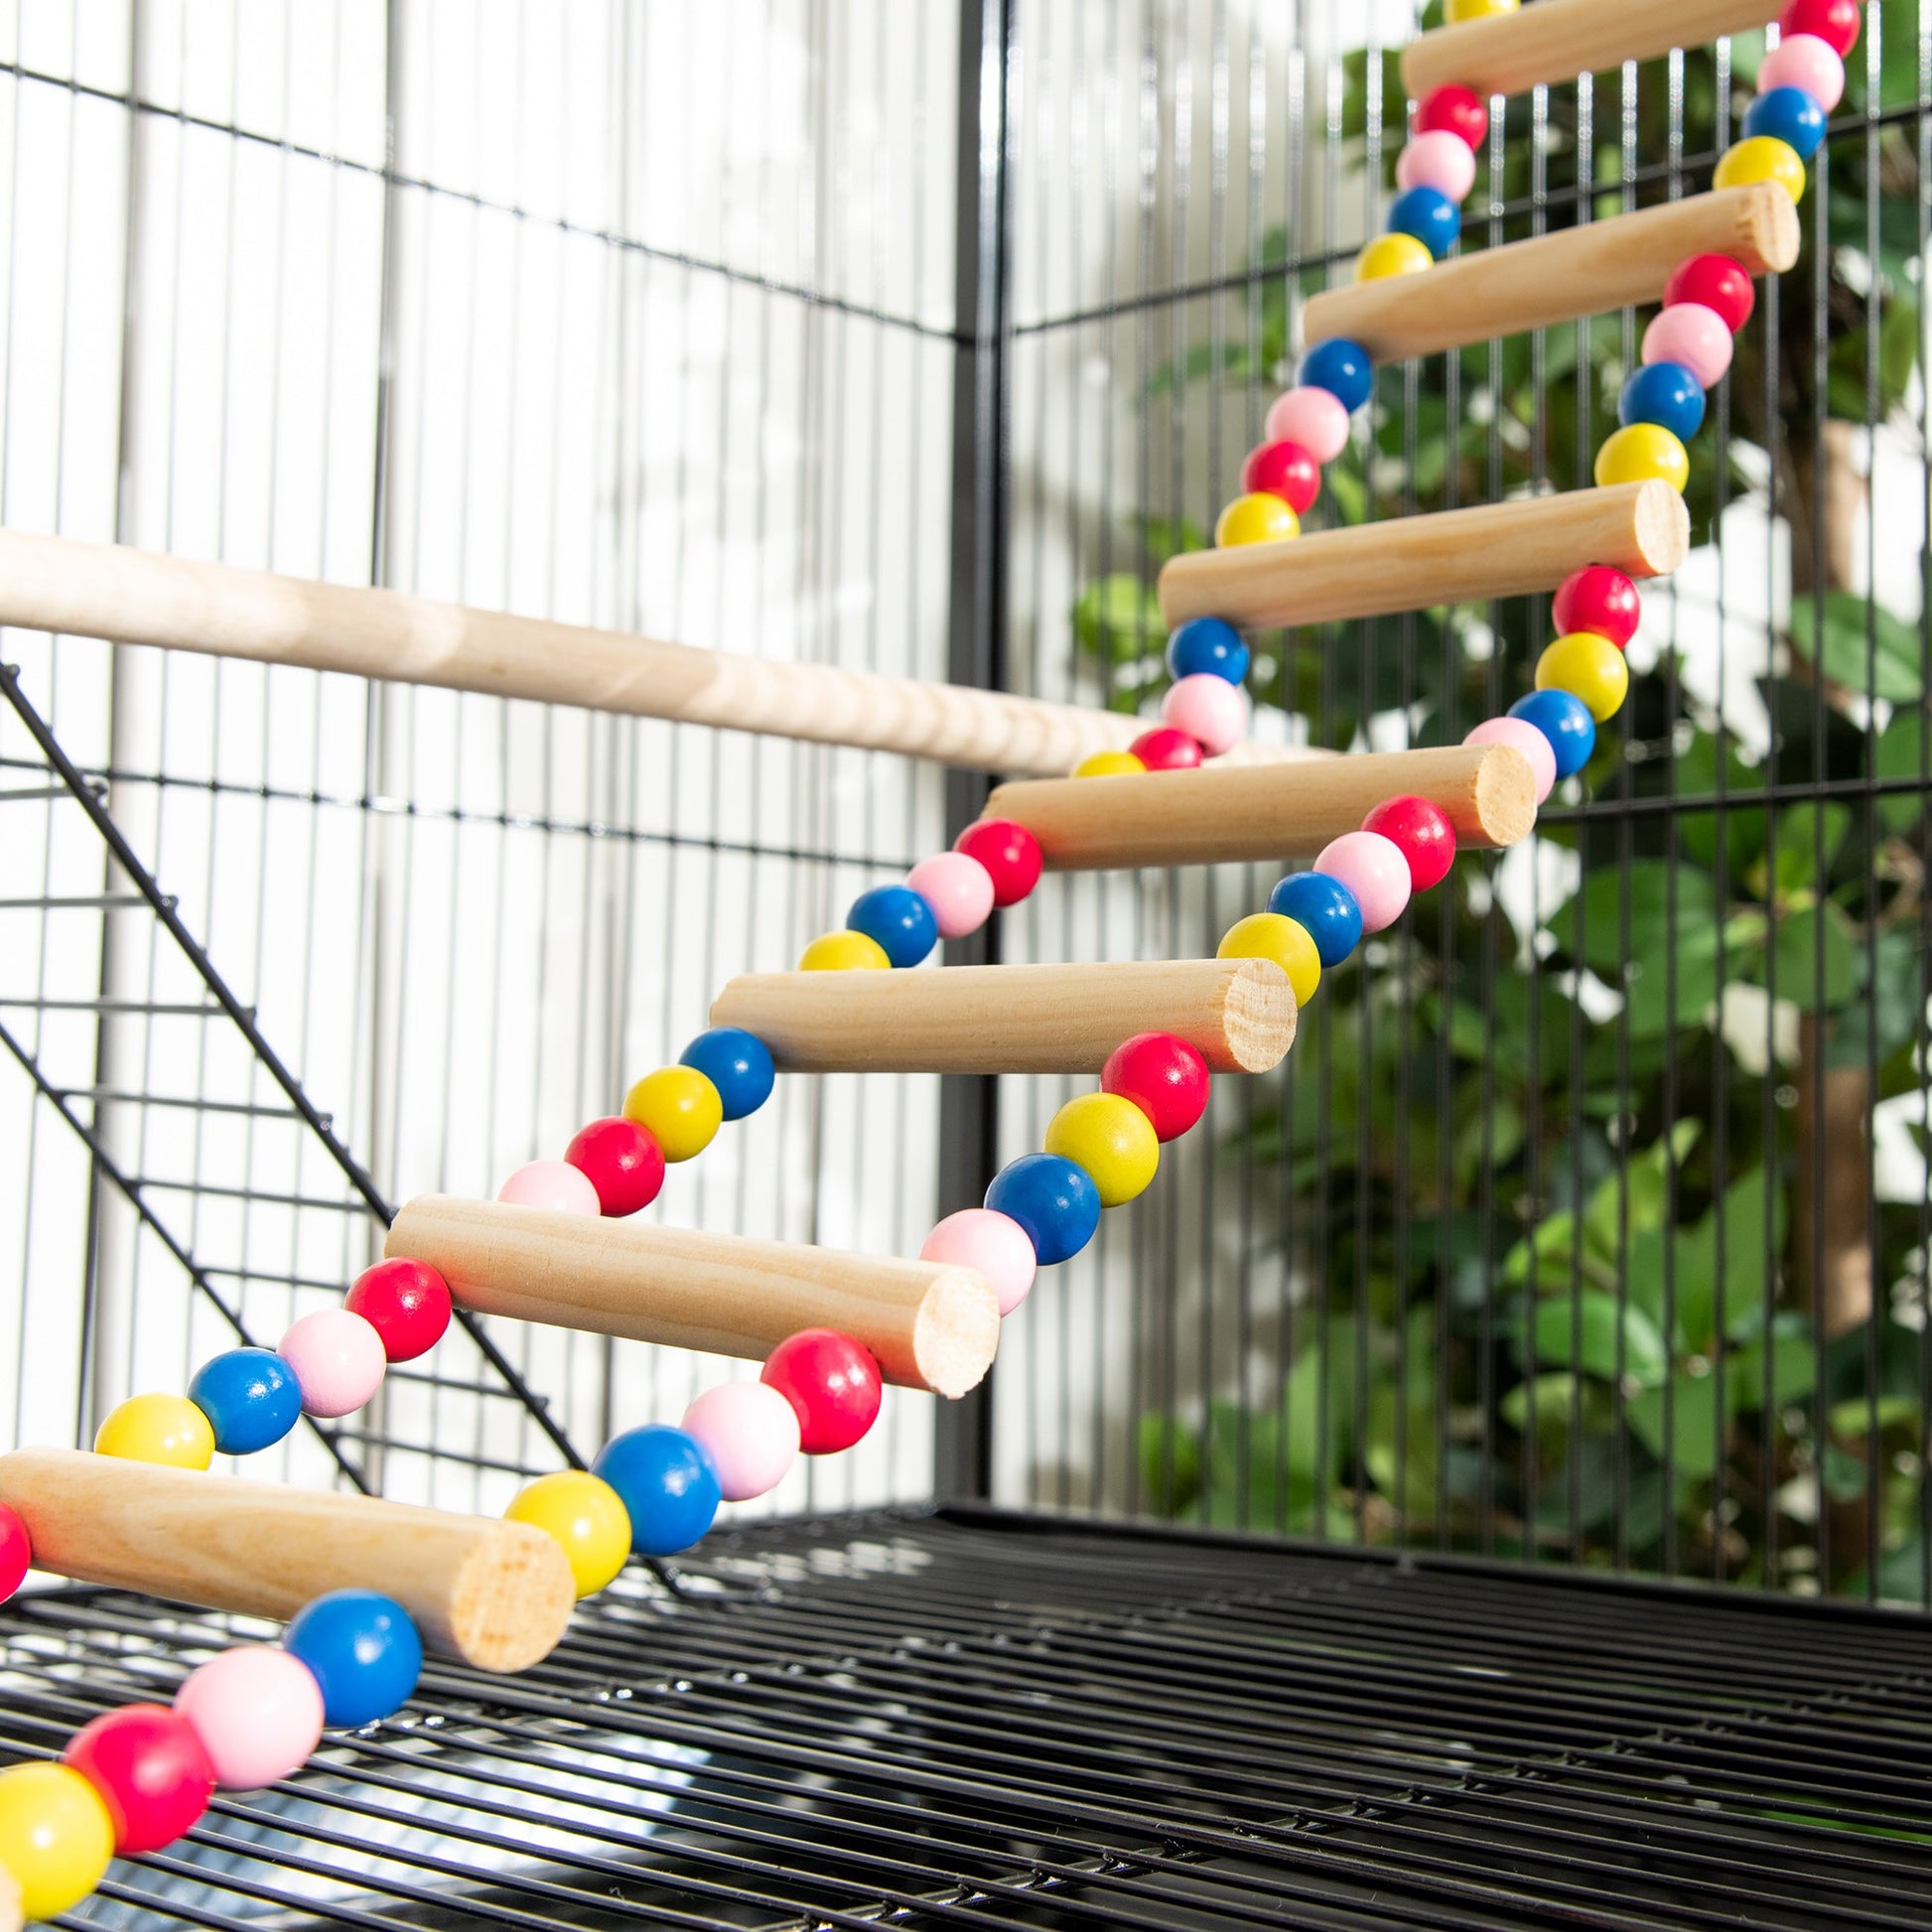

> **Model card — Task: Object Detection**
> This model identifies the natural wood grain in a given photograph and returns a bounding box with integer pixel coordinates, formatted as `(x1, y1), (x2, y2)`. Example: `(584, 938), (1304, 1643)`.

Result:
(0, 1449), (576, 1672)
(386, 1197), (1001, 1398)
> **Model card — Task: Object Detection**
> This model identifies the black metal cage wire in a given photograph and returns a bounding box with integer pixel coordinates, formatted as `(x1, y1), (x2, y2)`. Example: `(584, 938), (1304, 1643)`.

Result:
(0, 1), (1930, 1927)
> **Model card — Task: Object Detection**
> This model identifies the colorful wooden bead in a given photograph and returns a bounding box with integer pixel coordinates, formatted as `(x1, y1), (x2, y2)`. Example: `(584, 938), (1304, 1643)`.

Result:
(1620, 361), (1706, 443)
(1214, 491), (1300, 548)
(681, 1381), (801, 1502)
(94, 1393), (216, 1469)
(1239, 440), (1320, 514)
(1166, 616), (1250, 685)
(1043, 1093), (1160, 1208)
(0, 1763), (115, 1920)
(678, 1026), (776, 1120)
(562, 1117), (665, 1216)
(1357, 231), (1434, 282)
(1129, 726), (1206, 771)
(1299, 337), (1374, 413)
(1266, 871), (1363, 967)
(1415, 84), (1486, 150)
(621, 1065), (723, 1162)
(591, 1426), (720, 1555)
(1759, 33), (1846, 113)
(1663, 253), (1756, 333)
(1314, 831), (1412, 934)
(1445, 0), (1518, 18)
(0, 1503), (28, 1602)
(1537, 631), (1631, 722)
(65, 1704), (214, 1856)
(173, 1645), (324, 1789)
(277, 1309), (387, 1419)
(187, 1348), (304, 1455)
(284, 1590), (423, 1727)
(497, 1158), (603, 1214)
(1362, 795), (1457, 892)
(1553, 565), (1641, 647)
(798, 929), (892, 971)
(1508, 688), (1597, 779)
(1073, 750), (1148, 778)
(1101, 1033), (1211, 1144)
(1464, 716), (1558, 804)
(1160, 674), (1249, 758)
(345, 1257), (454, 1360)
(1744, 84), (1827, 161)
(761, 1329), (885, 1453)
(1395, 130), (1477, 205)
(1264, 384), (1349, 464)
(1217, 911), (1321, 1007)
(905, 851), (998, 935)
(983, 1153), (1101, 1266)
(952, 819), (1043, 906)
(1593, 422), (1690, 492)
(504, 1472), (632, 1597)
(1643, 302), (1733, 389)
(1778, 0), (1862, 57)
(1713, 134), (1806, 204)
(1386, 185), (1461, 260)
(919, 1208), (1038, 1315)
(847, 884), (939, 968)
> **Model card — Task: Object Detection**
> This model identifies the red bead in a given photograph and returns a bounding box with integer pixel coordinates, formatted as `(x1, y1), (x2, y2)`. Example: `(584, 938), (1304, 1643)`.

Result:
(1361, 795), (1457, 893)
(1777, 0), (1862, 56)
(65, 1704), (214, 1856)
(1414, 84), (1487, 150)
(1239, 439), (1320, 514)
(761, 1329), (884, 1454)
(0, 1502), (28, 1602)
(344, 1258), (453, 1364)
(564, 1115), (666, 1217)
(1128, 727), (1204, 772)
(1101, 1033), (1211, 1142)
(1552, 565), (1641, 648)
(1662, 253), (1755, 334)
(952, 819), (1043, 906)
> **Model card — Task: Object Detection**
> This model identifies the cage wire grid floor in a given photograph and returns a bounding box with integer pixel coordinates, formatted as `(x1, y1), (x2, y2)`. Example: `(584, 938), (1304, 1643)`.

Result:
(3, 1509), (1931, 1932)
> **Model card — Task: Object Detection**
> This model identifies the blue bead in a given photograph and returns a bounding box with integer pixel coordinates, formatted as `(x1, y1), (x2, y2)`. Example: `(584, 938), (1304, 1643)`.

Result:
(1299, 338), (1374, 414)
(1509, 689), (1597, 779)
(593, 1425), (720, 1556)
(1743, 85), (1826, 161)
(1166, 617), (1250, 686)
(1619, 361), (1706, 443)
(1386, 186), (1461, 261)
(284, 1589), (422, 1727)
(187, 1348), (303, 1456)
(679, 1027), (775, 1121)
(846, 884), (938, 969)
(984, 1154), (1101, 1268)
(1266, 872), (1364, 967)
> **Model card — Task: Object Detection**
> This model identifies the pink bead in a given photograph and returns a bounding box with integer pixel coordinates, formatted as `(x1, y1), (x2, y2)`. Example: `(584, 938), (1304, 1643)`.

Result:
(1759, 32), (1846, 113)
(1314, 830), (1412, 934)
(1263, 385), (1350, 465)
(1464, 716), (1558, 804)
(174, 1646), (324, 1790)
(905, 852), (996, 940)
(1643, 303), (1732, 390)
(277, 1309), (386, 1419)
(1395, 130), (1477, 205)
(496, 1159), (603, 1215)
(1159, 674), (1250, 758)
(681, 1381), (800, 1502)
(919, 1208), (1038, 1317)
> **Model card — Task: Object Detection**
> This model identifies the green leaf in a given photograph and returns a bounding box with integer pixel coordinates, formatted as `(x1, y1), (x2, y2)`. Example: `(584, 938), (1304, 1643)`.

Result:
(1530, 1293), (1670, 1389)
(1626, 1371), (1723, 1482)
(1788, 591), (1927, 704)
(1725, 1313), (1817, 1415)
(1500, 1372), (1581, 1438)
(1071, 572), (1166, 665)
(1768, 803), (1852, 902)
(1138, 1414), (1200, 1517)
(1763, 901), (1862, 1011)
(1553, 860), (1726, 1038)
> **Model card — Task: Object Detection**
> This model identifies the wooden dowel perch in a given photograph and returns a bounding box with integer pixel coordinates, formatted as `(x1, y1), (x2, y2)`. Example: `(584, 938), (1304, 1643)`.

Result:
(1159, 483), (1688, 631)
(1403, 0), (1776, 100)
(984, 744), (1537, 872)
(386, 1197), (1001, 1399)
(0, 1449), (575, 1673)
(1304, 186), (1799, 366)
(710, 958), (1296, 1076)
(0, 1860), (19, 1932)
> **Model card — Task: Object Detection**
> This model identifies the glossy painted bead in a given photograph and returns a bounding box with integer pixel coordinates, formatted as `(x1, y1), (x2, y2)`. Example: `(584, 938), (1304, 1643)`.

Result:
(1101, 1033), (1210, 1143)
(621, 1065), (723, 1162)
(681, 1381), (800, 1502)
(919, 1208), (1038, 1315)
(1266, 871), (1363, 967)
(1744, 84), (1827, 161)
(94, 1392), (216, 1469)
(498, 1158), (604, 1214)
(1314, 831), (1412, 934)
(1073, 750), (1147, 778)
(761, 1329), (884, 1453)
(1357, 231), (1433, 282)
(1299, 337), (1374, 414)
(1552, 564), (1641, 648)
(905, 851), (997, 936)
(284, 1590), (423, 1727)
(1043, 1092), (1160, 1208)
(1778, 0), (1862, 57)
(847, 884), (939, 968)
(592, 1426), (720, 1555)
(345, 1257), (454, 1361)
(1643, 302), (1733, 389)
(1362, 795), (1457, 893)
(1464, 716), (1558, 804)
(798, 929), (892, 972)
(1445, 0), (1518, 18)
(188, 1348), (303, 1456)
(1160, 674), (1249, 758)
(1620, 361), (1706, 443)
(1166, 616), (1250, 685)
(0, 1502), (28, 1603)
(1759, 33), (1846, 113)
(0, 1762), (114, 1920)
(1263, 384), (1349, 464)
(1663, 253), (1756, 333)
(1415, 83), (1486, 150)
(1508, 688), (1598, 779)
(1593, 422), (1690, 492)
(277, 1309), (386, 1419)
(1395, 130), (1477, 205)
(1214, 491), (1300, 548)
(1217, 911), (1320, 1008)
(678, 1027), (776, 1120)
(505, 1472), (631, 1597)
(1129, 726), (1206, 771)
(1239, 440), (1320, 514)
(65, 1704), (214, 1856)
(1713, 134), (1806, 204)
(1386, 185), (1461, 260)
(1537, 631), (1631, 723)
(952, 819), (1043, 906)
(174, 1645), (324, 1789)
(984, 1153), (1101, 1267)
(562, 1117), (665, 1217)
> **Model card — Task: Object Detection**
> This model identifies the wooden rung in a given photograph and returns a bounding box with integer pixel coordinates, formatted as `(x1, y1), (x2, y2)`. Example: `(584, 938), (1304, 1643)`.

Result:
(0, 1449), (576, 1673)
(385, 1197), (1001, 1400)
(0, 1859), (17, 1932)
(1403, 0), (1776, 100)
(1304, 187), (1798, 366)
(1158, 482), (1688, 632)
(984, 744), (1537, 872)
(710, 957), (1296, 1076)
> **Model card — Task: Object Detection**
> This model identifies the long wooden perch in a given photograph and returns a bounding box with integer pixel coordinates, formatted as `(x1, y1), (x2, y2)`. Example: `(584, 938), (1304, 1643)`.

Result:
(0, 1449), (576, 1672)
(385, 1197), (1001, 1399)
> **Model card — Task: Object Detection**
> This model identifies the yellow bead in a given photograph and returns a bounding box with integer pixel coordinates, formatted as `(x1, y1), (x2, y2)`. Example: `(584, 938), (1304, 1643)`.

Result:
(797, 929), (892, 972)
(1445, 0), (1519, 17)
(1714, 134), (1806, 205)
(1536, 631), (1631, 723)
(1216, 911), (1321, 1008)
(1593, 422), (1690, 492)
(505, 1470), (631, 1597)
(621, 1064), (722, 1163)
(93, 1392), (215, 1469)
(1214, 491), (1300, 549)
(1072, 750), (1148, 779)
(1356, 232), (1434, 283)
(1043, 1092), (1159, 1208)
(0, 1763), (115, 1921)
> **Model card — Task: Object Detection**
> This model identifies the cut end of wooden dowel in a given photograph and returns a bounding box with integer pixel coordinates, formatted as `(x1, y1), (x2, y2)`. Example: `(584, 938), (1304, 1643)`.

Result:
(1222, 958), (1297, 1073)
(911, 1266), (1002, 1399)
(1738, 181), (1802, 278)
(447, 1518), (577, 1673)
(1630, 480), (1692, 580)
(1468, 744), (1539, 851)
